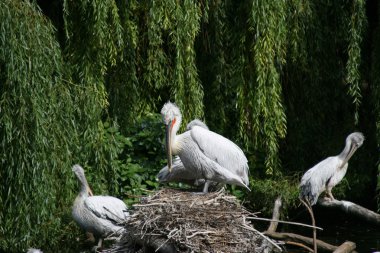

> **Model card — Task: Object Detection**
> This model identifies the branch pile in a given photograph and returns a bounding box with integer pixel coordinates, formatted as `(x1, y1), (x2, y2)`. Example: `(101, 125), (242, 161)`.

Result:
(102, 188), (278, 253)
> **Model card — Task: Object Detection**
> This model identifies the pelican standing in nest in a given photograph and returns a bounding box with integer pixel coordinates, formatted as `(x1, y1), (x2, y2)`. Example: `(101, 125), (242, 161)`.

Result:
(72, 164), (129, 251)
(161, 102), (250, 193)
(157, 119), (220, 190)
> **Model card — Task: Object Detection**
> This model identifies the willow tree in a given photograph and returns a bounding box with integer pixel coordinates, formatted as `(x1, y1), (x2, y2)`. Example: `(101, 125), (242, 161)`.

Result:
(196, 0), (366, 174)
(63, 0), (125, 194)
(1, 0), (378, 252)
(0, 0), (76, 251)
(107, 0), (204, 127)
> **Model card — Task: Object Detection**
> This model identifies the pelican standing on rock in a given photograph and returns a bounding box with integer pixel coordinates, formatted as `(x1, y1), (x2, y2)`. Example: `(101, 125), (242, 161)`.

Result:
(161, 102), (250, 193)
(72, 164), (129, 250)
(299, 132), (365, 205)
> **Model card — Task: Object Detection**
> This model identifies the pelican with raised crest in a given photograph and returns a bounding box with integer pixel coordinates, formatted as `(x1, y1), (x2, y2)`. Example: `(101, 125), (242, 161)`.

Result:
(161, 102), (250, 193)
(299, 132), (364, 205)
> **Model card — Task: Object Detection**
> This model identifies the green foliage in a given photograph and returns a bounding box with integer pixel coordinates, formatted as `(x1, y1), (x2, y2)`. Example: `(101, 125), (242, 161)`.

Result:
(196, 0), (231, 135)
(246, 178), (299, 216)
(246, 0), (288, 174)
(346, 0), (365, 123)
(0, 0), (75, 251)
(107, 0), (140, 127)
(172, 0), (204, 124)
(63, 0), (124, 182)
(118, 113), (165, 205)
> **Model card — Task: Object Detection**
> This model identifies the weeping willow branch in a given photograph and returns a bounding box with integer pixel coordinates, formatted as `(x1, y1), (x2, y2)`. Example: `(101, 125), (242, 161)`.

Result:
(63, 0), (124, 188)
(239, 0), (287, 175)
(173, 0), (204, 125)
(0, 0), (76, 250)
(346, 0), (365, 124)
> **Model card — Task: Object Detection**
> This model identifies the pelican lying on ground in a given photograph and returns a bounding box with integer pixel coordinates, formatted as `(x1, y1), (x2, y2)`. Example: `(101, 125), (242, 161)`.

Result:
(299, 132), (364, 205)
(161, 102), (250, 193)
(72, 164), (129, 250)
(157, 119), (220, 190)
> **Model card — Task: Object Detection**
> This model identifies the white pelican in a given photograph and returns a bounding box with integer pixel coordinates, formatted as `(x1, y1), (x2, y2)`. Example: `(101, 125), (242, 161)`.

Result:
(299, 132), (364, 205)
(157, 119), (219, 190)
(26, 249), (43, 253)
(71, 164), (129, 250)
(161, 102), (250, 193)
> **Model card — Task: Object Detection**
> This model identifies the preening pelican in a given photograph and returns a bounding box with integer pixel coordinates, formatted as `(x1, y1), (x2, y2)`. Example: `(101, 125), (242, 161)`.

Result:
(72, 165), (129, 250)
(157, 119), (219, 190)
(161, 102), (250, 193)
(299, 132), (364, 205)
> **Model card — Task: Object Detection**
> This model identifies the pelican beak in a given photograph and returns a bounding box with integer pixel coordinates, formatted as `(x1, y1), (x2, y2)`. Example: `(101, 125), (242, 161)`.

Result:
(87, 186), (94, 196)
(165, 121), (173, 172)
(342, 142), (358, 167)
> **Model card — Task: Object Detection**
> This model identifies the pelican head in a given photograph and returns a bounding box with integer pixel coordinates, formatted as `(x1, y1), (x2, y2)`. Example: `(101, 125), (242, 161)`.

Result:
(72, 164), (93, 196)
(72, 164), (85, 177)
(341, 132), (364, 167)
(161, 102), (182, 172)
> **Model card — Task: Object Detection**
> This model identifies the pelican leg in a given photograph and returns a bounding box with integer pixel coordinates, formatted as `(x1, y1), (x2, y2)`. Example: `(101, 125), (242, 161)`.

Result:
(326, 188), (335, 201)
(202, 180), (210, 193)
(91, 238), (103, 253)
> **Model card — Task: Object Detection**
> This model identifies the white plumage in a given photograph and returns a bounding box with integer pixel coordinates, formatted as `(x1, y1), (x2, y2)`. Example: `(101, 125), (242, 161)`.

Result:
(161, 102), (249, 193)
(299, 132), (364, 205)
(72, 164), (129, 249)
(27, 249), (43, 253)
(157, 119), (219, 190)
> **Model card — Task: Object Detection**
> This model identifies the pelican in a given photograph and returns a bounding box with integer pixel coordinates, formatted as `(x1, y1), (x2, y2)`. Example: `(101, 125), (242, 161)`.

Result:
(26, 249), (43, 253)
(161, 102), (250, 193)
(299, 132), (364, 205)
(72, 164), (129, 250)
(157, 119), (220, 190)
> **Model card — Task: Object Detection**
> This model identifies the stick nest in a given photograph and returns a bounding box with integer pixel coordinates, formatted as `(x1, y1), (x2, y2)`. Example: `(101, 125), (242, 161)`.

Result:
(102, 188), (274, 253)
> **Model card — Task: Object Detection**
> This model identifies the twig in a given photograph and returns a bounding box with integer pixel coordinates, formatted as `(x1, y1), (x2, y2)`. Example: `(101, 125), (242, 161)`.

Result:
(264, 231), (342, 252)
(186, 231), (217, 239)
(155, 229), (179, 252)
(285, 241), (314, 252)
(240, 224), (282, 252)
(133, 203), (166, 207)
(300, 198), (317, 253)
(246, 217), (323, 230)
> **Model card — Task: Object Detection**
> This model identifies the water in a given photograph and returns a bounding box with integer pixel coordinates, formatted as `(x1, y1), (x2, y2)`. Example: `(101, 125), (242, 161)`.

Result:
(281, 207), (380, 252)
(317, 219), (379, 251)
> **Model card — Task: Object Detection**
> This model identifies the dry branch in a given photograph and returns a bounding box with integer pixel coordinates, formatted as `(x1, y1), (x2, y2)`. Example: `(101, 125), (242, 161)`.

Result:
(333, 241), (356, 253)
(265, 231), (337, 252)
(318, 199), (380, 226)
(265, 197), (358, 253)
(300, 198), (317, 253)
(267, 197), (282, 233)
